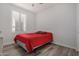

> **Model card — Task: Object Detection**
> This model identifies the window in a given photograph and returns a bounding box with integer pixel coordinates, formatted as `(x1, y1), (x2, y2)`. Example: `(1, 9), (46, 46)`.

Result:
(21, 13), (27, 32)
(12, 10), (19, 32)
(12, 10), (27, 33)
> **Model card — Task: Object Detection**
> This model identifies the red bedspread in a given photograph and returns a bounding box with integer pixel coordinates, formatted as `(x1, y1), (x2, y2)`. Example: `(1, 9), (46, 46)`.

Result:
(14, 32), (53, 53)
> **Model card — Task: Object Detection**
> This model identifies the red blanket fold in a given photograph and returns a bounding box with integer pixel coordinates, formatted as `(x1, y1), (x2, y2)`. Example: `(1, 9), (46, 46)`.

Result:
(14, 32), (53, 53)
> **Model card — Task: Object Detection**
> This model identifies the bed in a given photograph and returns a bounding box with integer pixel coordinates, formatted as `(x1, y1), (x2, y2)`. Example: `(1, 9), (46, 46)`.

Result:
(14, 31), (53, 53)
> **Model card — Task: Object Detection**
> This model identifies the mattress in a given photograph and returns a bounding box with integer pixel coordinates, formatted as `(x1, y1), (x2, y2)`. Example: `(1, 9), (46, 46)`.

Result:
(14, 32), (53, 53)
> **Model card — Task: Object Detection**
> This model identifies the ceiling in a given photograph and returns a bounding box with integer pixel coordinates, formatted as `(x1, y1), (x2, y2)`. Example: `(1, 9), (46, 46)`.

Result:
(13, 3), (54, 13)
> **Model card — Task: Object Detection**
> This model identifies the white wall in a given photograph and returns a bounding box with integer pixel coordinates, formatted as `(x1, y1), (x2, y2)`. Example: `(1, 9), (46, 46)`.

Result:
(0, 4), (36, 45)
(36, 4), (76, 49)
(77, 4), (79, 51)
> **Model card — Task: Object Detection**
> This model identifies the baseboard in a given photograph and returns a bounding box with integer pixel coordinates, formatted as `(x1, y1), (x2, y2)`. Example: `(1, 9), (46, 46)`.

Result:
(3, 43), (15, 48)
(3, 41), (14, 46)
(52, 41), (76, 50)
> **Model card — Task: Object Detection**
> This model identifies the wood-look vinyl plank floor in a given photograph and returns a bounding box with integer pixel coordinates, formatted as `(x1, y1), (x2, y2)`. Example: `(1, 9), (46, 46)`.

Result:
(3, 43), (79, 56)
